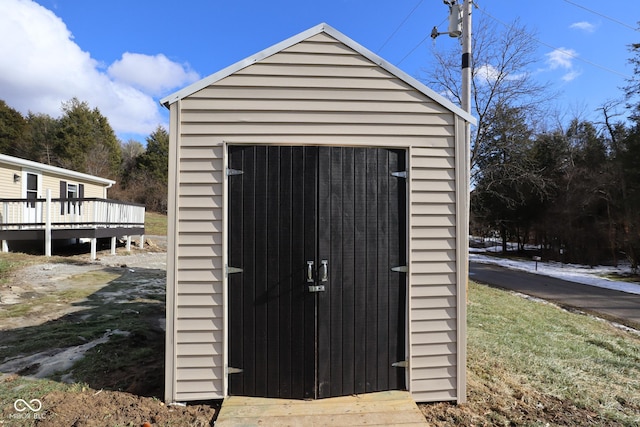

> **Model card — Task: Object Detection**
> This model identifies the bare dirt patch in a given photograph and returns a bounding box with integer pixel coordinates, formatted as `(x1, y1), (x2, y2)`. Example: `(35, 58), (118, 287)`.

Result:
(419, 370), (618, 427)
(37, 388), (213, 427)
(0, 239), (219, 426)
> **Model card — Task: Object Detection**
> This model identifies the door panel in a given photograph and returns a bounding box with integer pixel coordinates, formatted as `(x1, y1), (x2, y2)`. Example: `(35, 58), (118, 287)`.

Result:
(228, 146), (316, 399)
(228, 145), (406, 400)
(316, 147), (406, 398)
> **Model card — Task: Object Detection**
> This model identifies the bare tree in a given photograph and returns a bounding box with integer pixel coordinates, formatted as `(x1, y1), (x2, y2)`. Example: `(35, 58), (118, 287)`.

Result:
(597, 99), (627, 149)
(121, 139), (145, 174)
(85, 143), (114, 178)
(424, 16), (553, 182)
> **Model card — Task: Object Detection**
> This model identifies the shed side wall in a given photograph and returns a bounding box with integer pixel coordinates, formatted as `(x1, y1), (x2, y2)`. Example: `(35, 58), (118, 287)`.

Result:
(169, 32), (461, 402)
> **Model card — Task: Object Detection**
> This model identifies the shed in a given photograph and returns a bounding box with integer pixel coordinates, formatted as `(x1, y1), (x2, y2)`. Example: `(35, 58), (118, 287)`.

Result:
(161, 23), (475, 404)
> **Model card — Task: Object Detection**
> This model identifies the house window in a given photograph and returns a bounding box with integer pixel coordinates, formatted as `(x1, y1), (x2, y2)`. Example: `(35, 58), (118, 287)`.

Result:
(67, 183), (77, 199)
(26, 173), (38, 208)
(67, 184), (79, 215)
(60, 181), (84, 215)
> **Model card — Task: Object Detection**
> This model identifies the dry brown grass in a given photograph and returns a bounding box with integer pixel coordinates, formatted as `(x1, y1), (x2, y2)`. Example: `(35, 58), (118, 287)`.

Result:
(420, 282), (640, 426)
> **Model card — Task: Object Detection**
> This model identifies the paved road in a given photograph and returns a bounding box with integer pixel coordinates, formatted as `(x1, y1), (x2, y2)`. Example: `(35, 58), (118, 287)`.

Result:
(469, 262), (640, 330)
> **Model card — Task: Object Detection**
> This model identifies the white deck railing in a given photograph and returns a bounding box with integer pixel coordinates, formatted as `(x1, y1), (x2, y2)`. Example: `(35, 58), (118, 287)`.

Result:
(0, 197), (145, 229)
(0, 190), (145, 259)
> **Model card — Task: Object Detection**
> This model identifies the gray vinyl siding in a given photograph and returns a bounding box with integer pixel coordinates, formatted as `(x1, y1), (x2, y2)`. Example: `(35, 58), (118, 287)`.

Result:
(166, 31), (466, 402)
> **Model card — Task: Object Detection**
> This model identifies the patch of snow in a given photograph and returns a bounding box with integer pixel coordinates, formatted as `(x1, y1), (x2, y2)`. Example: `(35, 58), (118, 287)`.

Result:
(0, 330), (129, 379)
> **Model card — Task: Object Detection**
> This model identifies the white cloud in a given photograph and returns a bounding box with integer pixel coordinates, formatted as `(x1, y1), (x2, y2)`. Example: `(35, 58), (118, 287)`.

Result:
(476, 64), (500, 83)
(570, 21), (596, 33)
(544, 48), (581, 83)
(561, 70), (582, 82)
(474, 64), (525, 84)
(108, 53), (200, 96)
(0, 0), (200, 137)
(545, 48), (577, 70)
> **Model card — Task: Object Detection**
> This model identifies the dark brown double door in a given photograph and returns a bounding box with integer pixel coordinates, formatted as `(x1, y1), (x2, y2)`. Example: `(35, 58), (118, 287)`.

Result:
(228, 145), (406, 399)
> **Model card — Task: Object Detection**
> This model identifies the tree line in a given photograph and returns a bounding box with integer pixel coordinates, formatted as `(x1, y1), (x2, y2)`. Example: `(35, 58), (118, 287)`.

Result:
(471, 105), (640, 268)
(426, 16), (640, 268)
(0, 97), (168, 213)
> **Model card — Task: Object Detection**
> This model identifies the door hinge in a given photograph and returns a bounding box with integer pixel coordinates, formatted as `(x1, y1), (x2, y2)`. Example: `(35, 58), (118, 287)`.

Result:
(391, 171), (407, 179)
(392, 360), (408, 368)
(391, 265), (408, 273)
(227, 366), (244, 374)
(226, 265), (243, 276)
(227, 168), (244, 176)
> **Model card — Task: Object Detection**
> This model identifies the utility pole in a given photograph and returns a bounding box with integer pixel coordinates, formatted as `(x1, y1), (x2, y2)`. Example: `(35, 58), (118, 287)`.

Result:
(461, 0), (472, 115)
(432, 0), (472, 114)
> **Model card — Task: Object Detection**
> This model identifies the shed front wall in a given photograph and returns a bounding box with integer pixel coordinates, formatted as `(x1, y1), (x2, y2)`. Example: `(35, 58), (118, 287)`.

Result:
(166, 32), (466, 402)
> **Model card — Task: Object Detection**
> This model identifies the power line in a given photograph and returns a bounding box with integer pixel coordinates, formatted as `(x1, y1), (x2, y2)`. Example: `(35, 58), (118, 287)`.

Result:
(377, 0), (425, 53)
(534, 38), (630, 79)
(392, 1), (633, 78)
(561, 0), (639, 32)
(397, 33), (432, 65)
(476, 6), (631, 79)
(397, 16), (448, 66)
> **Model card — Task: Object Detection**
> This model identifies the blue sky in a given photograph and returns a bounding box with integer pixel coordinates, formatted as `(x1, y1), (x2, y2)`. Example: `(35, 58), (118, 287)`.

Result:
(1, 0), (639, 143)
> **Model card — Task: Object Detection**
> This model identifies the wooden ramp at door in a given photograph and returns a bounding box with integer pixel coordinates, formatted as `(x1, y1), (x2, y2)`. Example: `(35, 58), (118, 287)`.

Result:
(214, 390), (428, 427)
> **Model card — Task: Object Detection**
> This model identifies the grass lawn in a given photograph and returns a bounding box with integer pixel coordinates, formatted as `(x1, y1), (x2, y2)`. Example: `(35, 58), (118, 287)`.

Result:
(422, 281), (640, 426)
(144, 211), (167, 236)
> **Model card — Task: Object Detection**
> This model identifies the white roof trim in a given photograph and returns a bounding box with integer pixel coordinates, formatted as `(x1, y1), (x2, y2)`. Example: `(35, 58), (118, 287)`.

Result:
(160, 23), (476, 125)
(0, 153), (116, 187)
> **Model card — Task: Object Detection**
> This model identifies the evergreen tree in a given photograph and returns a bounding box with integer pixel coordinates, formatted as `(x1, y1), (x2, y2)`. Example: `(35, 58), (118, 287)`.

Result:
(137, 125), (169, 185)
(54, 98), (122, 178)
(624, 42), (640, 122)
(0, 100), (29, 157)
(26, 112), (59, 164)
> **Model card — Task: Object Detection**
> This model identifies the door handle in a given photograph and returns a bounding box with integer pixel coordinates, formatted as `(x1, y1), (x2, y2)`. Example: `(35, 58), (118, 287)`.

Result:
(307, 261), (314, 282)
(307, 260), (326, 292)
(320, 260), (328, 282)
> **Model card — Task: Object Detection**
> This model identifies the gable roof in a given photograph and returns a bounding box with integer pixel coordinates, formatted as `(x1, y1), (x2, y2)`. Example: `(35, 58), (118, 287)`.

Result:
(0, 153), (115, 187)
(160, 23), (476, 125)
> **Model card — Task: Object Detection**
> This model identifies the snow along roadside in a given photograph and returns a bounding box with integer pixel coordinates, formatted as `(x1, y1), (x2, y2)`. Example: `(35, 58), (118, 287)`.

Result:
(470, 252), (640, 296)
